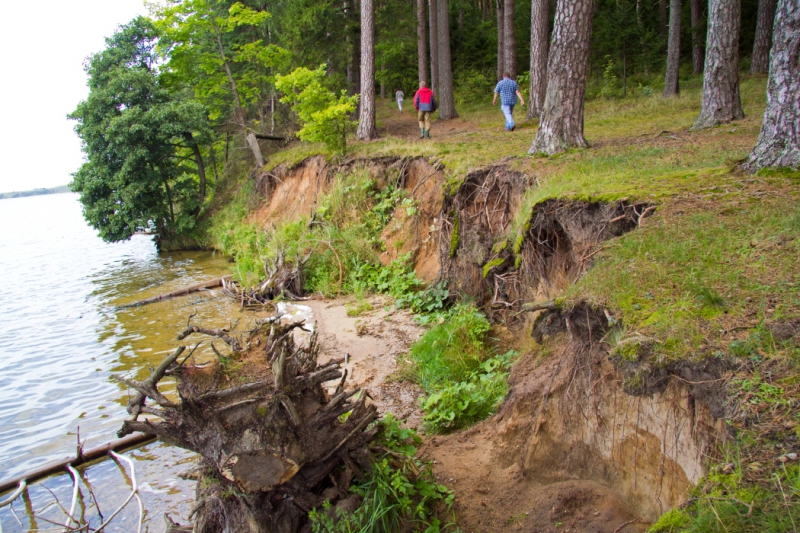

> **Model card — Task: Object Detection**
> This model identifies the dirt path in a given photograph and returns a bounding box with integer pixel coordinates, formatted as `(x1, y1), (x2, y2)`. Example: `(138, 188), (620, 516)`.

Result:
(377, 107), (481, 140)
(306, 296), (427, 429)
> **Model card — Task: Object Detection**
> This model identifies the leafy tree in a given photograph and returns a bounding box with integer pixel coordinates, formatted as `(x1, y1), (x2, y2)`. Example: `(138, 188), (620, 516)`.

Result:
(70, 17), (211, 243)
(275, 65), (358, 154)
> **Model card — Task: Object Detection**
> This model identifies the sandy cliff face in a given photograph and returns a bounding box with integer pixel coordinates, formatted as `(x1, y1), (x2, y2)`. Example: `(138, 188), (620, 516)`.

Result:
(248, 155), (728, 532)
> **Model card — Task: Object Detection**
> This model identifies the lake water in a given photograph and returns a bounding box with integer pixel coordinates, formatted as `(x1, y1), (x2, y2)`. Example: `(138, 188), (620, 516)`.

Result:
(0, 193), (259, 531)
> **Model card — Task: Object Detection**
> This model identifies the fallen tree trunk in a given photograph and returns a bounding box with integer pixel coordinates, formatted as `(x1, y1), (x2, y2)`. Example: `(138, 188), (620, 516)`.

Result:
(0, 433), (155, 495)
(117, 315), (378, 533)
(117, 276), (233, 309)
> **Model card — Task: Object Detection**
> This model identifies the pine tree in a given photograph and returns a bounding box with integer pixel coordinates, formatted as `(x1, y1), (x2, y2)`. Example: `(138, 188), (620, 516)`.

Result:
(357, 0), (378, 139)
(744, 0), (800, 171)
(529, 0), (594, 154)
(692, 0), (745, 130)
(663, 0), (682, 96)
(750, 0), (778, 74)
(528, 0), (549, 118)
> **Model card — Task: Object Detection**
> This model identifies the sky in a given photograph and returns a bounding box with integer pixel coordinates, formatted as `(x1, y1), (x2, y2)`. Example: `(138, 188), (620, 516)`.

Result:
(0, 1), (150, 194)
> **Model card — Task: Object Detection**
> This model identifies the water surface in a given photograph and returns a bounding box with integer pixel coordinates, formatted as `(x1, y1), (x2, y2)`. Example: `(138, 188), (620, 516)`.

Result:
(0, 193), (259, 531)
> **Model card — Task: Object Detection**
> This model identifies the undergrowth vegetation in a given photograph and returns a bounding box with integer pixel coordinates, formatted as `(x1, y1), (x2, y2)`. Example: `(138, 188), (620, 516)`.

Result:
(309, 415), (455, 533)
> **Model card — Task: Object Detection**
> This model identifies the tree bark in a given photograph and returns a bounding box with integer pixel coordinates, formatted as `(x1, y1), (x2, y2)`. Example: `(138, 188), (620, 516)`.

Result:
(429, 0), (440, 94)
(357, 0), (378, 140)
(504, 0), (517, 78)
(497, 0), (505, 79)
(659, 0), (668, 51)
(663, 0), (682, 96)
(690, 0), (704, 74)
(246, 133), (266, 169)
(692, 0), (745, 130)
(418, 0), (429, 83)
(437, 0), (459, 118)
(528, 0), (549, 118)
(183, 132), (207, 201)
(744, 0), (800, 172)
(528, 0), (594, 155)
(751, 0), (778, 74)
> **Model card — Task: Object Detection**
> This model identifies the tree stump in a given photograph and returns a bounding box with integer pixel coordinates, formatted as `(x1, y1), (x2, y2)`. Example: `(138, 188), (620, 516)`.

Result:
(115, 317), (378, 533)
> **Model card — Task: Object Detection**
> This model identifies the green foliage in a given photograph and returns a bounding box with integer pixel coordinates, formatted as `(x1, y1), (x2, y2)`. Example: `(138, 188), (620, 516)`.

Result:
(410, 304), (492, 391)
(651, 460), (800, 533)
(69, 17), (210, 243)
(309, 414), (454, 533)
(454, 68), (494, 105)
(422, 350), (516, 433)
(275, 65), (358, 154)
(598, 57), (620, 99)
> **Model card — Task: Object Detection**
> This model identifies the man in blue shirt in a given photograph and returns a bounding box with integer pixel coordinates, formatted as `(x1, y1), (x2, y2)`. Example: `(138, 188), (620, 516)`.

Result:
(493, 72), (525, 131)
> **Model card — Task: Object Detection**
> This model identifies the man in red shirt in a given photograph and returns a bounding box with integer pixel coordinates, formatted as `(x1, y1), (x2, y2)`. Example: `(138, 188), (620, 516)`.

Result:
(413, 81), (437, 139)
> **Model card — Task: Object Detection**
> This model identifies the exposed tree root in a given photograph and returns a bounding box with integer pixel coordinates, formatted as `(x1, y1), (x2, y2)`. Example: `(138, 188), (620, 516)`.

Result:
(116, 317), (379, 533)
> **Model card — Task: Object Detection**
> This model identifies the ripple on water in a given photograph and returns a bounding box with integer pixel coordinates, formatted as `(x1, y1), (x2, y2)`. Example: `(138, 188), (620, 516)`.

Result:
(0, 194), (248, 530)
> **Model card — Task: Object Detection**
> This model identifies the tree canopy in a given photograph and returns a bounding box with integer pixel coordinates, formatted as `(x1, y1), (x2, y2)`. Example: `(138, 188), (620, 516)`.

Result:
(70, 17), (210, 242)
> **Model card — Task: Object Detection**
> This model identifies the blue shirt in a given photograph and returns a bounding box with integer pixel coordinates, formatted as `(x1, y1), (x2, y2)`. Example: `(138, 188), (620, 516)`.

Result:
(494, 78), (519, 106)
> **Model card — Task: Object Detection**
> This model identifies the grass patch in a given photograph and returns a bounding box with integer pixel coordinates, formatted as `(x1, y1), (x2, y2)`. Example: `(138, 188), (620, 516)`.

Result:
(309, 415), (454, 533)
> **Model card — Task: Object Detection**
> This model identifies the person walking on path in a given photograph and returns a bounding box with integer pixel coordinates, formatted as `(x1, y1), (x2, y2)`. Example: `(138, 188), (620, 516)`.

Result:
(493, 72), (525, 131)
(413, 81), (437, 138)
(395, 89), (405, 112)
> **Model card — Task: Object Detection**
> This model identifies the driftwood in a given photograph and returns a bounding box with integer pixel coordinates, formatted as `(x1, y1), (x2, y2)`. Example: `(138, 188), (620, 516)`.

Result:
(116, 276), (233, 309)
(222, 249), (311, 307)
(115, 317), (378, 533)
(0, 433), (155, 495)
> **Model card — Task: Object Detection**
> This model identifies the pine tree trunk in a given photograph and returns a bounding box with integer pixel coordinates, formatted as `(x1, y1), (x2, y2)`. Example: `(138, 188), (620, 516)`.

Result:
(357, 0), (378, 140)
(690, 0), (704, 74)
(692, 0), (745, 130)
(347, 0), (362, 97)
(437, 0), (459, 119)
(528, 0), (594, 155)
(663, 0), (682, 96)
(744, 0), (800, 172)
(430, 0), (440, 94)
(751, 0), (778, 74)
(504, 0), (517, 78)
(660, 0), (668, 51)
(418, 0), (429, 83)
(497, 0), (505, 80)
(528, 0), (549, 118)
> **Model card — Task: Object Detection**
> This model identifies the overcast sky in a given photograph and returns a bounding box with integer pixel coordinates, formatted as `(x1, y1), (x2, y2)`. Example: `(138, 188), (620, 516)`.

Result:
(0, 0), (149, 194)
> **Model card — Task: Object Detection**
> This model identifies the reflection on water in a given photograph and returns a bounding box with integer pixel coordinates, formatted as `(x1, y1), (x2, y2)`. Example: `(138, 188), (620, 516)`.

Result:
(0, 193), (258, 531)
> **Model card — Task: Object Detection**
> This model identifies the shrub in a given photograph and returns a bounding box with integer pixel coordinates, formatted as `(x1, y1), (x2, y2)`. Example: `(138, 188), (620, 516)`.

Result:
(411, 304), (492, 391)
(308, 415), (454, 533)
(422, 350), (516, 433)
(275, 65), (358, 154)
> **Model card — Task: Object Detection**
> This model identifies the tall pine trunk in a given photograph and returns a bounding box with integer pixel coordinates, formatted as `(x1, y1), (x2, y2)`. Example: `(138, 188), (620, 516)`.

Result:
(690, 0), (704, 74)
(692, 0), (745, 130)
(430, 0), (440, 94)
(357, 0), (378, 140)
(528, 0), (594, 155)
(504, 0), (517, 78)
(497, 0), (505, 79)
(418, 0), (429, 83)
(751, 0), (778, 74)
(663, 0), (682, 96)
(528, 0), (549, 118)
(660, 0), (668, 51)
(437, 0), (458, 118)
(744, 0), (800, 171)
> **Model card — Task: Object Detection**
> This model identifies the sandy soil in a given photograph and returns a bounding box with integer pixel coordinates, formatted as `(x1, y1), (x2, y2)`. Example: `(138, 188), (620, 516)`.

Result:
(305, 296), (648, 533)
(306, 295), (427, 429)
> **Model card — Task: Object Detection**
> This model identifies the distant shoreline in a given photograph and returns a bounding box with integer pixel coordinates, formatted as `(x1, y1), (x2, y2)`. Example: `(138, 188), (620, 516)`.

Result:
(0, 185), (72, 200)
